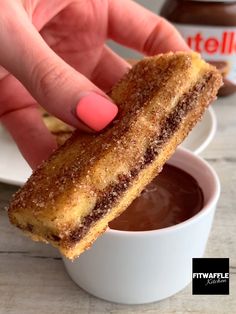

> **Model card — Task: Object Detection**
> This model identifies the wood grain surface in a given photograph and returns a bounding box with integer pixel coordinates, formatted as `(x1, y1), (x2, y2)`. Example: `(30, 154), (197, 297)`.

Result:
(0, 96), (235, 314)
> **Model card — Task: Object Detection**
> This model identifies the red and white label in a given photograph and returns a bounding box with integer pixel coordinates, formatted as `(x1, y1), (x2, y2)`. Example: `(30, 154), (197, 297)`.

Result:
(175, 24), (236, 84)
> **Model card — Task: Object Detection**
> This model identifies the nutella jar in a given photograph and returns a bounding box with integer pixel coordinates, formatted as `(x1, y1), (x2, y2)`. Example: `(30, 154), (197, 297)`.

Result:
(160, 0), (236, 96)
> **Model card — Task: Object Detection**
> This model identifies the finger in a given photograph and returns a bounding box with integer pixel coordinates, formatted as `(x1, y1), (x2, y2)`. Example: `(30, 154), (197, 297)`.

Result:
(31, 0), (71, 30)
(1, 105), (57, 169)
(91, 46), (131, 92)
(0, 4), (118, 132)
(108, 0), (190, 55)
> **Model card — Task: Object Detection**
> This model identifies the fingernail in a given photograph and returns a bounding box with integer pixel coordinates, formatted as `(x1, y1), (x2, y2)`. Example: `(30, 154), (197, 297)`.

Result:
(75, 93), (118, 131)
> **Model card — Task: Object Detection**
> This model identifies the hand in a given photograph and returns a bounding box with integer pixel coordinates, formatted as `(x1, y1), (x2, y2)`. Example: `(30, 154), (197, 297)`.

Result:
(0, 0), (188, 169)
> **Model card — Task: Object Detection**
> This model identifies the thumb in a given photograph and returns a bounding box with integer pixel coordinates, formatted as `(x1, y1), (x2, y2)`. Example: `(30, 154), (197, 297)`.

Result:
(0, 6), (118, 132)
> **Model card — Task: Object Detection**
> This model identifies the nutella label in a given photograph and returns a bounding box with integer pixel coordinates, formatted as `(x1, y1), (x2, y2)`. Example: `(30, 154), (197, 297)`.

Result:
(175, 24), (236, 84)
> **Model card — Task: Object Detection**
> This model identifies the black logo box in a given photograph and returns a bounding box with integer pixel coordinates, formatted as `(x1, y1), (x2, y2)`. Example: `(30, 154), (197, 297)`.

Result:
(192, 258), (229, 295)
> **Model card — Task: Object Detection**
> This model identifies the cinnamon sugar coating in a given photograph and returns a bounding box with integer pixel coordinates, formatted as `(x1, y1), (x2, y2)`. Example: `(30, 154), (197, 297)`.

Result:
(8, 52), (222, 259)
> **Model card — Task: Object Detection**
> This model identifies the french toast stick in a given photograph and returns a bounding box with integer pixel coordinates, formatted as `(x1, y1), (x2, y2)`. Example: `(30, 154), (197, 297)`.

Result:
(8, 52), (222, 259)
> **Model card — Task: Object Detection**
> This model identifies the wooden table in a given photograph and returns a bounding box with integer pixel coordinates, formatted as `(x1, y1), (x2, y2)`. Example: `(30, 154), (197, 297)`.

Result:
(0, 95), (235, 314)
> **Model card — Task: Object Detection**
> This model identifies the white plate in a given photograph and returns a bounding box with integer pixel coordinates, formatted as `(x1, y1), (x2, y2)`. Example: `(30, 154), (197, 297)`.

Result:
(0, 107), (216, 186)
(0, 127), (32, 186)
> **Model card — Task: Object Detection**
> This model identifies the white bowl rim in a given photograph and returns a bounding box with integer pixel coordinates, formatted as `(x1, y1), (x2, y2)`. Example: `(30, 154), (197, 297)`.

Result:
(107, 147), (220, 237)
(193, 106), (217, 155)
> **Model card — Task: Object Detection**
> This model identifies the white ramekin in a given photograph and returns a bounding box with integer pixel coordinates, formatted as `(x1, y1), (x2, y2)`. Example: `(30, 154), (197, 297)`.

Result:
(62, 147), (220, 304)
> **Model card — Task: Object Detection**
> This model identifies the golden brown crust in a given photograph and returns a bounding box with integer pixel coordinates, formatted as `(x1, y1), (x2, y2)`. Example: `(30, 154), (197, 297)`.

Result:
(40, 108), (74, 145)
(8, 52), (223, 259)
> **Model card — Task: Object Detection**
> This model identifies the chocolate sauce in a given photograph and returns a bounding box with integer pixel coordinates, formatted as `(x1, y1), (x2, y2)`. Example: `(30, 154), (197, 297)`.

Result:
(109, 165), (204, 231)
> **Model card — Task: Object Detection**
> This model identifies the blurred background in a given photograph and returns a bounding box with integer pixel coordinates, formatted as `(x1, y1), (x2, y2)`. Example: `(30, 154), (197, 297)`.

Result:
(108, 0), (165, 59)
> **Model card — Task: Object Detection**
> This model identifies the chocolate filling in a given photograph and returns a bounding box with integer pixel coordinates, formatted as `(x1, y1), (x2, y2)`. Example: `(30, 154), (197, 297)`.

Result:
(62, 74), (212, 245)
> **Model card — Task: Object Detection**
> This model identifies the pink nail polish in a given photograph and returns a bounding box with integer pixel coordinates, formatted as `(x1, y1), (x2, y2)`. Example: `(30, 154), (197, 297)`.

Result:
(75, 93), (118, 131)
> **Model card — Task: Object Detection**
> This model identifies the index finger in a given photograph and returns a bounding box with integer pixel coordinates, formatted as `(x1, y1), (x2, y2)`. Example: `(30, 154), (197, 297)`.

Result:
(108, 0), (189, 55)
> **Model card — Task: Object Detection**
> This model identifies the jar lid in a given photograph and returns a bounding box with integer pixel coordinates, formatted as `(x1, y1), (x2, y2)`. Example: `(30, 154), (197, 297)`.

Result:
(188, 0), (236, 2)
